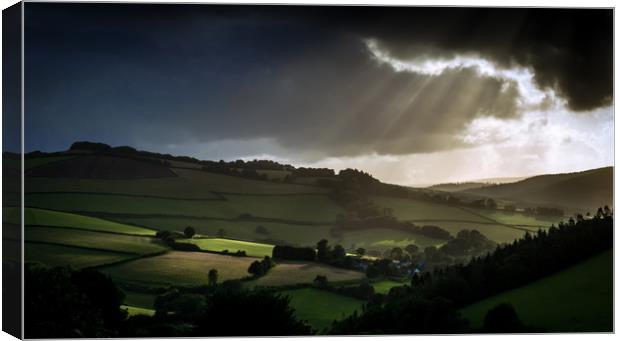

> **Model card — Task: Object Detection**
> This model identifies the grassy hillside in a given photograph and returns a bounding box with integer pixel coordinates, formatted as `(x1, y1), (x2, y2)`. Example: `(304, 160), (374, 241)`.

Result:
(460, 249), (613, 332)
(282, 288), (364, 331)
(246, 261), (365, 288)
(25, 226), (166, 255)
(25, 192), (342, 223)
(182, 238), (274, 258)
(463, 167), (613, 212)
(101, 251), (255, 287)
(8, 207), (156, 235)
(25, 242), (136, 269)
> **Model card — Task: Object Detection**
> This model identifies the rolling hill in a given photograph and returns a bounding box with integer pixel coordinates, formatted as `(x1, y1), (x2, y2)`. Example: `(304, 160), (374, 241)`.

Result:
(462, 167), (613, 212)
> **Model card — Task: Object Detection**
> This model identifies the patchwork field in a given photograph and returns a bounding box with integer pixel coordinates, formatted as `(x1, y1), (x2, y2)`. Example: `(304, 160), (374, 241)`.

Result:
(101, 251), (255, 287)
(182, 238), (274, 258)
(281, 288), (364, 331)
(119, 217), (333, 247)
(246, 261), (365, 288)
(13, 207), (156, 235)
(25, 226), (166, 255)
(337, 228), (445, 253)
(371, 196), (489, 222)
(460, 249), (613, 332)
(25, 192), (342, 222)
(470, 208), (563, 227)
(25, 242), (135, 269)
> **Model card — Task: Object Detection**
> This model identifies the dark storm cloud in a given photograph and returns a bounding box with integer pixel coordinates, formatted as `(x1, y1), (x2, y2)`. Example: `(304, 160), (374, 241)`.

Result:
(324, 7), (613, 112)
(24, 4), (611, 158)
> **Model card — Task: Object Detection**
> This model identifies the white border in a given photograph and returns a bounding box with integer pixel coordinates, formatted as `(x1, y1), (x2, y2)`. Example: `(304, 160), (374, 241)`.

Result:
(0, 1), (617, 341)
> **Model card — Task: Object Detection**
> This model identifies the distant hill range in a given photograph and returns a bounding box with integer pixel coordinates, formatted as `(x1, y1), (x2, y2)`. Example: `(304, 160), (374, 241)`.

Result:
(427, 176), (531, 192)
(461, 167), (613, 213)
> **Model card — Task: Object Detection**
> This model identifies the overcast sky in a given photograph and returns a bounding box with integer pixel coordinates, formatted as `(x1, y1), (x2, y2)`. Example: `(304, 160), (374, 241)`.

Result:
(23, 4), (613, 186)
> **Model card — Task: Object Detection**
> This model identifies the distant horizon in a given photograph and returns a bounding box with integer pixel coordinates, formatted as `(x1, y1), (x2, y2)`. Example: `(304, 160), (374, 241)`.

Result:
(23, 140), (613, 188)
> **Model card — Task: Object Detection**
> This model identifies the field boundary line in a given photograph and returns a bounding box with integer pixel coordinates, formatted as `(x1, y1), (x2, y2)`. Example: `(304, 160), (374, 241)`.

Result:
(85, 250), (170, 271)
(23, 239), (142, 256)
(24, 224), (156, 237)
(456, 206), (540, 233)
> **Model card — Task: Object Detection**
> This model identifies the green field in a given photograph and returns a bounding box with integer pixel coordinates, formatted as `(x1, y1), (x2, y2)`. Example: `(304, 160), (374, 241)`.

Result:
(101, 251), (255, 287)
(182, 238), (274, 258)
(471, 208), (562, 227)
(337, 228), (445, 253)
(25, 226), (166, 255)
(25, 192), (342, 223)
(460, 249), (613, 332)
(246, 261), (365, 288)
(370, 279), (405, 294)
(121, 305), (155, 317)
(411, 220), (528, 244)
(25, 166), (327, 198)
(281, 288), (364, 331)
(9, 207), (156, 235)
(119, 217), (333, 247)
(25, 242), (135, 268)
(371, 196), (489, 222)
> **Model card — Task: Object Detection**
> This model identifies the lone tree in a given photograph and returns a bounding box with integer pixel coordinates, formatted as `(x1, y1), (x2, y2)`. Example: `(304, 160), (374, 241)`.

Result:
(248, 261), (264, 277)
(208, 268), (218, 286)
(217, 228), (226, 238)
(356, 247), (366, 256)
(317, 239), (330, 262)
(184, 226), (196, 238)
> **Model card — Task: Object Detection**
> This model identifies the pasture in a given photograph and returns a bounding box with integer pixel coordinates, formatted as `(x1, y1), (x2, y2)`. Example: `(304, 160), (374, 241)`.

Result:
(113, 217), (334, 247)
(370, 279), (405, 294)
(246, 261), (365, 288)
(460, 249), (613, 332)
(411, 220), (528, 244)
(182, 238), (274, 258)
(122, 305), (155, 317)
(337, 228), (445, 253)
(471, 208), (562, 227)
(101, 251), (255, 287)
(371, 196), (489, 222)
(17, 207), (156, 235)
(25, 192), (342, 223)
(281, 288), (364, 331)
(25, 226), (166, 255)
(25, 242), (135, 268)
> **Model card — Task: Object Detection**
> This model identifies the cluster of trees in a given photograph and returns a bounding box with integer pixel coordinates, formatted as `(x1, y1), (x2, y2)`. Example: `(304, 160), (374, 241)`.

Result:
(337, 213), (453, 241)
(469, 198), (498, 210)
(524, 206), (565, 217)
(25, 264), (126, 338)
(201, 164), (270, 181)
(291, 167), (335, 178)
(272, 245), (316, 261)
(247, 256), (274, 277)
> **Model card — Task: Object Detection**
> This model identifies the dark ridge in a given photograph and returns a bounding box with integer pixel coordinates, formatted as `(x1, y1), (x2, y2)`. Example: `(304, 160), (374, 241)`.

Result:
(26, 155), (177, 180)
